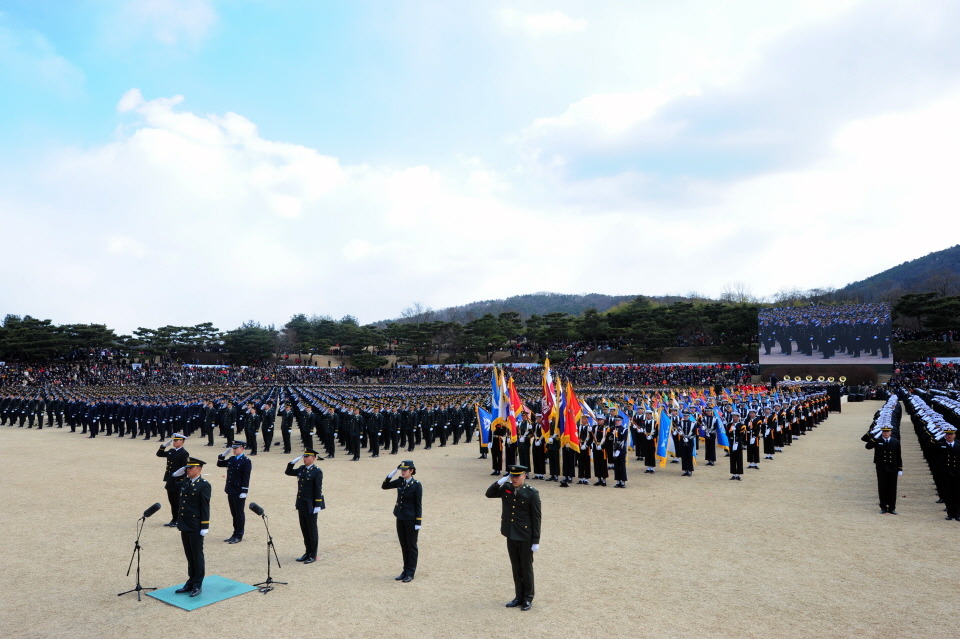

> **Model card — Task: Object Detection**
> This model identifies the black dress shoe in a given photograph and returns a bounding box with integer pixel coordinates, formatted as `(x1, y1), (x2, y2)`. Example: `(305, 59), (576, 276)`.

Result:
(302, 557), (315, 564)
(401, 575), (413, 583)
(189, 588), (202, 597)
(888, 510), (897, 515)
(175, 586), (192, 594)
(395, 574), (407, 581)
(229, 537), (242, 543)
(490, 471), (500, 475)
(224, 536), (236, 543)
(521, 601), (532, 611)
(296, 554), (309, 561)
(505, 599), (521, 608)
(165, 521), (178, 527)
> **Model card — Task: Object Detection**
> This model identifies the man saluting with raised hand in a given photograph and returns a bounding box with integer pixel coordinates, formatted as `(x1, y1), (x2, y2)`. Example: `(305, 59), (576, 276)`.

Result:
(285, 448), (324, 564)
(485, 464), (541, 612)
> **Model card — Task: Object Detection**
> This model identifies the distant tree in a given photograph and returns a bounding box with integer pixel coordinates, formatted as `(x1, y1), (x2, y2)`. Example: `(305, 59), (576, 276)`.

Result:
(350, 351), (388, 370)
(222, 321), (278, 364)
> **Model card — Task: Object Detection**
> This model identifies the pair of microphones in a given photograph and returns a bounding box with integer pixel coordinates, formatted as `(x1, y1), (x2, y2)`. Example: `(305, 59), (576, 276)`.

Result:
(142, 501), (267, 519)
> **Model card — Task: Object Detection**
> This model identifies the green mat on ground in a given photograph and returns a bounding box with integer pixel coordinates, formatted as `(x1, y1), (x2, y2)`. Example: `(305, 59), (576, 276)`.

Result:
(147, 575), (258, 610)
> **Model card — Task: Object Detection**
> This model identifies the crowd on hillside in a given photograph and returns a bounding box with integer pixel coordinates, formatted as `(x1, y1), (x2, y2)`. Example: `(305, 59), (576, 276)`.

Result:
(0, 361), (758, 389)
(889, 362), (960, 390)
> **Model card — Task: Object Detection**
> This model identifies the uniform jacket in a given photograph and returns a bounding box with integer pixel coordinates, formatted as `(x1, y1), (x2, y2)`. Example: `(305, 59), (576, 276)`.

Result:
(865, 436), (902, 472)
(217, 453), (252, 496)
(177, 477), (211, 533)
(485, 480), (541, 544)
(382, 476), (423, 522)
(286, 462), (324, 511)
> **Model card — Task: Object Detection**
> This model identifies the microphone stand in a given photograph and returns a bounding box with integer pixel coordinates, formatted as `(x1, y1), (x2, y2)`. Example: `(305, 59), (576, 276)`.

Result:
(118, 516), (156, 601)
(252, 512), (287, 593)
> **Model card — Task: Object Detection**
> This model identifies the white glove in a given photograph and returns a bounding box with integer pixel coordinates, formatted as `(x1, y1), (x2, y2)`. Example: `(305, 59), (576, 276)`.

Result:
(172, 466), (186, 477)
(414, 525), (421, 530)
(897, 471), (903, 476)
(200, 529), (208, 536)
(239, 492), (247, 499)
(291, 455), (303, 464)
(519, 436), (525, 442)
(531, 544), (539, 552)
(614, 451), (620, 458)
(164, 440), (172, 447)
(312, 507), (321, 514)
(497, 475), (511, 485)
(388, 469), (398, 479)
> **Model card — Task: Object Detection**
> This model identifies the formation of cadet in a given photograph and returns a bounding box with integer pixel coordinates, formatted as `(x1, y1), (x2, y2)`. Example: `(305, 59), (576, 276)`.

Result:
(902, 390), (960, 521)
(759, 303), (891, 359)
(0, 385), (483, 461)
(488, 388), (831, 486)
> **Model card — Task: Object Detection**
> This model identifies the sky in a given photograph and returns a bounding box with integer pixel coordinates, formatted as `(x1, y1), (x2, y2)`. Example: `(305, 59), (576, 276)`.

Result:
(1, 0), (959, 336)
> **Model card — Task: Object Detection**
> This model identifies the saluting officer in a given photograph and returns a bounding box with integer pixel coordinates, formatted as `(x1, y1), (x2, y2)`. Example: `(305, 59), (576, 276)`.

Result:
(217, 440), (252, 543)
(173, 457), (211, 597)
(864, 425), (902, 514)
(381, 460), (423, 582)
(157, 433), (189, 527)
(485, 464), (542, 612)
(285, 448), (325, 564)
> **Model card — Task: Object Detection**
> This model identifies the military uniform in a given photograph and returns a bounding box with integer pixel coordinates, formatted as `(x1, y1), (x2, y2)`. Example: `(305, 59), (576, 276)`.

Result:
(485, 466), (541, 610)
(176, 459), (211, 595)
(217, 442), (252, 542)
(864, 429), (902, 513)
(157, 437), (189, 526)
(381, 460), (422, 581)
(285, 451), (324, 562)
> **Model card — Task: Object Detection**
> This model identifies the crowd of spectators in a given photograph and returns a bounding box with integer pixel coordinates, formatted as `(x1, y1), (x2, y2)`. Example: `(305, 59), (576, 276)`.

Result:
(888, 361), (960, 390)
(0, 361), (758, 389)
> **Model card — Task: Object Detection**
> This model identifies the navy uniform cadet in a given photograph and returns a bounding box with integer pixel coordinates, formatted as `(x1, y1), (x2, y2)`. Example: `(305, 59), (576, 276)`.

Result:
(381, 460), (423, 583)
(674, 412), (697, 477)
(157, 433), (190, 527)
(864, 425), (902, 514)
(260, 400), (276, 452)
(217, 440), (252, 543)
(172, 457), (211, 597)
(934, 426), (960, 520)
(485, 465), (541, 612)
(279, 401), (296, 454)
(746, 408), (762, 470)
(727, 413), (745, 480)
(611, 416), (629, 488)
(637, 409), (658, 473)
(285, 448), (325, 564)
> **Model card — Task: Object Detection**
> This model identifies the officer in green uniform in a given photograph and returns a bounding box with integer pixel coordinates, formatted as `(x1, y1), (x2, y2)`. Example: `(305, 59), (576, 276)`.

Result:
(381, 459), (422, 582)
(173, 457), (211, 597)
(485, 464), (541, 611)
(285, 448), (324, 564)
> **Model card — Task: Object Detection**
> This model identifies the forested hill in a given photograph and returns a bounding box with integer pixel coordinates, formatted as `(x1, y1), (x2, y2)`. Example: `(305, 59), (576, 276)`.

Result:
(834, 244), (960, 301)
(380, 292), (694, 325)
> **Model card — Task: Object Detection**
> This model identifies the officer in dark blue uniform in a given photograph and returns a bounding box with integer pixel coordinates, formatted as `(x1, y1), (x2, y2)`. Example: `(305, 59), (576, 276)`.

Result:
(217, 440), (252, 543)
(485, 464), (541, 611)
(285, 448), (324, 564)
(157, 433), (189, 527)
(381, 459), (422, 582)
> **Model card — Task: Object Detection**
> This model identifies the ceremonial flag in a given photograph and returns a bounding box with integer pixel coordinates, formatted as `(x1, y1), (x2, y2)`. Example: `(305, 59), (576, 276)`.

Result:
(541, 358), (558, 437)
(476, 405), (492, 448)
(656, 409), (673, 467)
(561, 381), (582, 453)
(506, 375), (523, 442)
(618, 407), (633, 451)
(714, 408), (730, 451)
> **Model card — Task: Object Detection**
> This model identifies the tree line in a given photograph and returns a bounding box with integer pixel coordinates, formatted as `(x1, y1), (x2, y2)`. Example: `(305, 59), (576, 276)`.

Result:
(3, 291), (959, 366)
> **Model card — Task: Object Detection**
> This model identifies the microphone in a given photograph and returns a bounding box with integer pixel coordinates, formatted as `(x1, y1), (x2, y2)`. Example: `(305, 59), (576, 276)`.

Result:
(249, 502), (265, 517)
(142, 503), (162, 519)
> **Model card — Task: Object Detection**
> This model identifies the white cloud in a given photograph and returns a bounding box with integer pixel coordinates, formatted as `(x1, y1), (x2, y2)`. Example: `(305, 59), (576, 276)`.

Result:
(499, 9), (586, 35)
(106, 0), (217, 49)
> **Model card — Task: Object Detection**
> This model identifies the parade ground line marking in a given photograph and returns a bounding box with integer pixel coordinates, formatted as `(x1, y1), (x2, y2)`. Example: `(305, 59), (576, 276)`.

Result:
(147, 575), (257, 611)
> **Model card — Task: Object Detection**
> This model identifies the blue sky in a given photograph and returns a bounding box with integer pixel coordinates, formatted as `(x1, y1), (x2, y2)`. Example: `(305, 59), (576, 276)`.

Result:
(1, 0), (958, 335)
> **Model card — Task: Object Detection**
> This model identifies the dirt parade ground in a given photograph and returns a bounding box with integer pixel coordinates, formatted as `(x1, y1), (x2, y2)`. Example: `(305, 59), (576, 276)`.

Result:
(1, 398), (957, 639)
